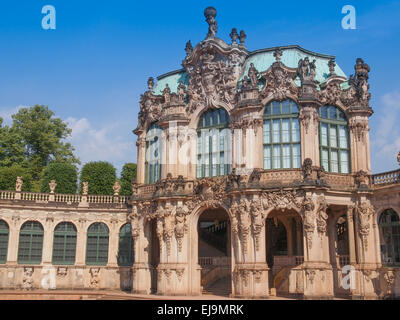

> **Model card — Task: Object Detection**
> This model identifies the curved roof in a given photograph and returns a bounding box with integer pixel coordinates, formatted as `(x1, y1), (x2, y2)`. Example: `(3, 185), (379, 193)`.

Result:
(152, 45), (348, 94)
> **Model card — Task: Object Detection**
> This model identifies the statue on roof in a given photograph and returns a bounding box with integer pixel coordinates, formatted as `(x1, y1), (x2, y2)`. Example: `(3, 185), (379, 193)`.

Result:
(163, 84), (171, 104)
(248, 63), (259, 88)
(185, 41), (193, 56)
(230, 28), (239, 44)
(204, 7), (218, 38)
(177, 81), (186, 103)
(297, 57), (317, 82)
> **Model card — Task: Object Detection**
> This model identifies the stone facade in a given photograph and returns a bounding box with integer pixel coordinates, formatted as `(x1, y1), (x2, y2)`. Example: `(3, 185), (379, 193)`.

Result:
(0, 7), (400, 299)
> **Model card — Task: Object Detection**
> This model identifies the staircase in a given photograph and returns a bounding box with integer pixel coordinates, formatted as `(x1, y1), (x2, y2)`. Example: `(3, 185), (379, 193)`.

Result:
(202, 276), (231, 297)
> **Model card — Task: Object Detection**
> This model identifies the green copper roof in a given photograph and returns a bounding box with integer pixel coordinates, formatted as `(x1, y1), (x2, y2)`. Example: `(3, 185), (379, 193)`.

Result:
(153, 45), (348, 94)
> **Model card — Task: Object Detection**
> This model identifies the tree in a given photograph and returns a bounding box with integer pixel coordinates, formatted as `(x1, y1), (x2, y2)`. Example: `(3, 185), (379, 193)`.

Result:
(40, 162), (78, 194)
(0, 118), (27, 168)
(0, 164), (33, 191)
(120, 163), (137, 195)
(10, 105), (80, 180)
(79, 161), (116, 195)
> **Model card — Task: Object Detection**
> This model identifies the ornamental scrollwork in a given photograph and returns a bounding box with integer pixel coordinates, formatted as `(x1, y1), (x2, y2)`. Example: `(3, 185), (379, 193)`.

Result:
(356, 200), (375, 250)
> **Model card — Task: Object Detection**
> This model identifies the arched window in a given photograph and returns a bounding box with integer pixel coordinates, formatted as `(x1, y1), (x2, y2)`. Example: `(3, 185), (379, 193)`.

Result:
(0, 220), (9, 264)
(118, 223), (134, 266)
(145, 122), (162, 184)
(263, 100), (301, 169)
(18, 221), (44, 265)
(52, 222), (77, 265)
(319, 106), (350, 173)
(197, 108), (231, 178)
(86, 223), (109, 266)
(379, 209), (400, 265)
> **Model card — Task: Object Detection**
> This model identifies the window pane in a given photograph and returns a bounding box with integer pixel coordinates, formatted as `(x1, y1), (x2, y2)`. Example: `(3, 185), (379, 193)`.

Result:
(273, 120), (280, 143)
(273, 101), (281, 115)
(273, 145), (281, 169)
(282, 119), (290, 143)
(291, 119), (300, 142)
(292, 144), (301, 168)
(329, 125), (338, 148)
(282, 145), (291, 168)
(321, 124), (328, 146)
(340, 151), (349, 173)
(321, 149), (329, 171)
(282, 100), (290, 114)
(331, 150), (339, 173)
(263, 146), (271, 169)
(339, 125), (348, 149)
(263, 121), (270, 144)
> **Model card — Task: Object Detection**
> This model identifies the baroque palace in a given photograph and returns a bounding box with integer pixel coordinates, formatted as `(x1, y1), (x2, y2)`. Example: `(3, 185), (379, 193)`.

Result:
(0, 7), (400, 299)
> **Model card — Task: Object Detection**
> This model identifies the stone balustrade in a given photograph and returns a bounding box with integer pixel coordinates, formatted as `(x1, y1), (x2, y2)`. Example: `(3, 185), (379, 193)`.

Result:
(371, 169), (400, 186)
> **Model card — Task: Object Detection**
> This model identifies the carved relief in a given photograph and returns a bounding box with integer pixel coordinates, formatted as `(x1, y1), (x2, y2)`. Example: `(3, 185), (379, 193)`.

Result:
(16, 176), (23, 192)
(384, 271), (396, 296)
(302, 196), (316, 249)
(250, 198), (265, 251)
(89, 268), (100, 289)
(356, 200), (375, 250)
(261, 190), (303, 212)
(22, 267), (34, 290)
(316, 196), (328, 235)
(175, 205), (189, 252)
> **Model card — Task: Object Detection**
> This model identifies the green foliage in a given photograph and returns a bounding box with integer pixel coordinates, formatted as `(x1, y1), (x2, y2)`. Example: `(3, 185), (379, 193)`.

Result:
(80, 161), (116, 195)
(10, 105), (80, 179)
(0, 118), (27, 168)
(0, 164), (33, 191)
(120, 163), (137, 195)
(40, 162), (78, 194)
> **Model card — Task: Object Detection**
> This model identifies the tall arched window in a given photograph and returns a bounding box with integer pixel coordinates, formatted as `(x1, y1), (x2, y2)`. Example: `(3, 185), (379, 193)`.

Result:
(86, 223), (109, 266)
(0, 220), (9, 264)
(263, 100), (301, 169)
(319, 106), (350, 173)
(118, 223), (134, 266)
(18, 221), (44, 265)
(197, 108), (231, 178)
(52, 222), (77, 265)
(379, 209), (400, 265)
(145, 122), (162, 184)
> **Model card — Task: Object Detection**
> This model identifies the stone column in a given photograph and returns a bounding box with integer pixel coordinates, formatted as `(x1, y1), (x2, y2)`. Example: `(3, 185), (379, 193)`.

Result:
(42, 217), (55, 265)
(346, 206), (357, 265)
(299, 105), (320, 166)
(348, 115), (372, 173)
(75, 219), (87, 266)
(107, 220), (119, 267)
(136, 137), (146, 184)
(6, 219), (20, 264)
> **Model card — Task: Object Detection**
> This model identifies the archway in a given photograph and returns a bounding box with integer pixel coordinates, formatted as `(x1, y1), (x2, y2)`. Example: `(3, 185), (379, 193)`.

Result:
(148, 219), (159, 294)
(265, 209), (303, 295)
(198, 207), (232, 296)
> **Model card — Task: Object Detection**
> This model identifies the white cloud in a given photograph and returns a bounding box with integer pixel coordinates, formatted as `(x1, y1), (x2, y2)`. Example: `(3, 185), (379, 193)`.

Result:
(65, 117), (136, 174)
(370, 90), (400, 173)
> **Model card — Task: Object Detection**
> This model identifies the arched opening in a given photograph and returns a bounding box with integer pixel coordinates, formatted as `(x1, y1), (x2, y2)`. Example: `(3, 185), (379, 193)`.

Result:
(18, 221), (44, 265)
(52, 222), (77, 265)
(335, 214), (350, 266)
(198, 207), (231, 296)
(266, 210), (303, 295)
(379, 208), (400, 266)
(86, 222), (109, 266)
(118, 223), (134, 267)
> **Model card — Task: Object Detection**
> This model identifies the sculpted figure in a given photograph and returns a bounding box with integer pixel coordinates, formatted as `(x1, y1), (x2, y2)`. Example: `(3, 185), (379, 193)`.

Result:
(248, 63), (259, 87)
(15, 176), (23, 192)
(163, 84), (171, 103)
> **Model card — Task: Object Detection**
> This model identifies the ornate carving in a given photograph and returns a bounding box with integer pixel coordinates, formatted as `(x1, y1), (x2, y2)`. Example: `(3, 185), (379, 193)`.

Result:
(15, 176), (23, 192)
(398, 151), (400, 166)
(349, 119), (369, 142)
(299, 107), (319, 134)
(239, 30), (246, 46)
(356, 200), (375, 250)
(131, 179), (139, 196)
(318, 81), (343, 105)
(355, 170), (370, 188)
(89, 268), (100, 289)
(248, 168), (263, 185)
(163, 84), (171, 104)
(384, 271), (396, 296)
(185, 41), (193, 56)
(49, 180), (57, 193)
(22, 267), (34, 290)
(306, 269), (316, 285)
(229, 28), (239, 44)
(175, 205), (189, 252)
(156, 202), (174, 256)
(57, 267), (68, 277)
(260, 60), (298, 101)
(298, 57), (316, 82)
(261, 190), (303, 212)
(302, 158), (313, 181)
(316, 196), (328, 235)
(238, 198), (251, 254)
(302, 196), (316, 249)
(128, 206), (141, 241)
(250, 198), (264, 251)
(328, 58), (336, 75)
(227, 168), (240, 189)
(175, 268), (185, 282)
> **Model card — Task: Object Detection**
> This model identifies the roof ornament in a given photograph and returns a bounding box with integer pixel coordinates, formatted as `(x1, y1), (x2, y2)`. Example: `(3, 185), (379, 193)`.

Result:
(147, 77), (154, 91)
(273, 48), (283, 61)
(204, 7), (218, 39)
(239, 30), (246, 45)
(230, 28), (239, 44)
(328, 58), (336, 76)
(297, 57), (317, 82)
(248, 63), (259, 88)
(185, 40), (193, 56)
(397, 151), (400, 166)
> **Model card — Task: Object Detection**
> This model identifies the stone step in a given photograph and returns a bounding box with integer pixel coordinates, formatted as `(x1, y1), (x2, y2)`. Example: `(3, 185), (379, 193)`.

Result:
(203, 276), (231, 297)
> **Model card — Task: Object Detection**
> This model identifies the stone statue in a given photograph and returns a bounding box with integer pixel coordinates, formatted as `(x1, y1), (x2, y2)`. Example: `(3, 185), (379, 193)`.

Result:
(248, 63), (259, 87)
(230, 28), (238, 44)
(239, 30), (246, 45)
(82, 182), (88, 195)
(204, 7), (218, 38)
(147, 77), (154, 91)
(15, 176), (23, 192)
(49, 180), (57, 193)
(113, 181), (121, 196)
(163, 84), (171, 103)
(185, 40), (193, 56)
(328, 58), (336, 75)
(177, 81), (186, 102)
(398, 151), (400, 166)
(297, 57), (316, 82)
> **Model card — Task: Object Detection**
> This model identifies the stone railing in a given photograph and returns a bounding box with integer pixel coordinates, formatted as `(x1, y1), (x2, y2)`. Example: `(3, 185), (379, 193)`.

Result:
(371, 169), (400, 186)
(0, 190), (129, 206)
(199, 256), (231, 267)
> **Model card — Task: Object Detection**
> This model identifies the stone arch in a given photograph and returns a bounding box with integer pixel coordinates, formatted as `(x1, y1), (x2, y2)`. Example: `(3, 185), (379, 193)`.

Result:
(188, 104), (232, 130)
(260, 94), (299, 112)
(188, 202), (234, 296)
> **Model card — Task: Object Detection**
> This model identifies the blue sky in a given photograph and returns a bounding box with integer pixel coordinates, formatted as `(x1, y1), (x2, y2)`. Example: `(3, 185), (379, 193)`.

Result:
(0, 0), (399, 174)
